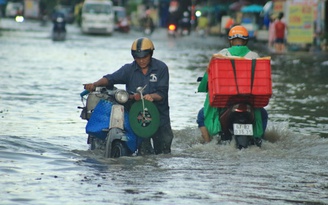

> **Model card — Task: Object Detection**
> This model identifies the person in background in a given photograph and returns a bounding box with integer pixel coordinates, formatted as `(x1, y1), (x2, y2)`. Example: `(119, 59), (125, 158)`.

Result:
(39, 0), (48, 25)
(74, 0), (83, 27)
(224, 15), (235, 36)
(263, 14), (271, 30)
(83, 37), (174, 155)
(274, 12), (287, 53)
(197, 25), (268, 146)
(268, 15), (276, 51)
(196, 12), (209, 37)
(51, 8), (66, 33)
(179, 11), (192, 35)
(140, 10), (155, 34)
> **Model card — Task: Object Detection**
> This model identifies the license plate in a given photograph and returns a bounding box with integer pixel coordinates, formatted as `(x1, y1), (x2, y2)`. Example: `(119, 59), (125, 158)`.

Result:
(233, 123), (253, 136)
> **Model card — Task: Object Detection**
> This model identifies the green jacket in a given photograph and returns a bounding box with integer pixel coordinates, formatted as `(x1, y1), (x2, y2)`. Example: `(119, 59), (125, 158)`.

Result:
(198, 46), (264, 138)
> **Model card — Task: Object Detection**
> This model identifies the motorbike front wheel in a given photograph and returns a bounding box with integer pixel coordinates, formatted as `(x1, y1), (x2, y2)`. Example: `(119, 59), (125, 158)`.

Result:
(105, 140), (130, 158)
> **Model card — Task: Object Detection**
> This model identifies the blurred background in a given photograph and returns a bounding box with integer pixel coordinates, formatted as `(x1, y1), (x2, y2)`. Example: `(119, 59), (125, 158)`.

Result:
(0, 0), (327, 51)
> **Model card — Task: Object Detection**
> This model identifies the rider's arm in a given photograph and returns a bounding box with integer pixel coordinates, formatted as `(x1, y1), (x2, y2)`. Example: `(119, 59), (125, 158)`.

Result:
(198, 72), (208, 92)
(93, 77), (109, 87)
(84, 77), (109, 91)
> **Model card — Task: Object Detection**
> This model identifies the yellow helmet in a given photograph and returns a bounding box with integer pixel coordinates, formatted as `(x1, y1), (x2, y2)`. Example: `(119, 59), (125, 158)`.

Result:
(228, 25), (249, 40)
(131, 37), (155, 58)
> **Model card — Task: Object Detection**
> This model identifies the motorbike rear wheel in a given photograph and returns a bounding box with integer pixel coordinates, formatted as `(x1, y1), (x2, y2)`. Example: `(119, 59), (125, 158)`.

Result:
(235, 135), (250, 149)
(88, 135), (104, 150)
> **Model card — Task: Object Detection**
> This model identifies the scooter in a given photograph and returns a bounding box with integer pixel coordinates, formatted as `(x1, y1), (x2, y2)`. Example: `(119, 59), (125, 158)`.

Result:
(115, 17), (130, 33)
(180, 26), (190, 36)
(197, 28), (206, 38)
(143, 25), (154, 36)
(178, 12), (191, 36)
(141, 17), (154, 36)
(78, 85), (160, 158)
(196, 56), (272, 149)
(167, 23), (178, 37)
(197, 77), (260, 149)
(219, 103), (261, 149)
(52, 16), (66, 41)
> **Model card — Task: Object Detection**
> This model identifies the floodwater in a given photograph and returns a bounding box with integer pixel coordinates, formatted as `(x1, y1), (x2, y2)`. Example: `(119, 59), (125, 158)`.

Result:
(1, 19), (328, 205)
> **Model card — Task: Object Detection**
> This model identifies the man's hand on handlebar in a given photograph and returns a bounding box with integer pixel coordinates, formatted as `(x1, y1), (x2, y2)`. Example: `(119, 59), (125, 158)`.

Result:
(143, 94), (154, 102)
(83, 83), (96, 92)
(129, 93), (154, 102)
(129, 93), (141, 101)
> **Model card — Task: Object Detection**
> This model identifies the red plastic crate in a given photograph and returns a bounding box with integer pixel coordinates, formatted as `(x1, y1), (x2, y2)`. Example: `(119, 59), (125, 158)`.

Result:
(208, 55), (272, 108)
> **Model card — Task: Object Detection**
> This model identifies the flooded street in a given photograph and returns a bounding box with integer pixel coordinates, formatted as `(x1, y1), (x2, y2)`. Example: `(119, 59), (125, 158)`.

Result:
(1, 19), (328, 205)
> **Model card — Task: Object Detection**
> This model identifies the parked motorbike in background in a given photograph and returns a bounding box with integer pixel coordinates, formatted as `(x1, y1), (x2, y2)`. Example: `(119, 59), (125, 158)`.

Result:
(78, 85), (160, 158)
(113, 6), (130, 33)
(115, 17), (130, 33)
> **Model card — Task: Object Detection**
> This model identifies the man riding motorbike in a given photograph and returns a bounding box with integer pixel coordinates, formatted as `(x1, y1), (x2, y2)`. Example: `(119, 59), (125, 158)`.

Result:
(197, 25), (268, 145)
(83, 37), (174, 155)
(140, 10), (155, 35)
(178, 11), (191, 35)
(52, 10), (66, 33)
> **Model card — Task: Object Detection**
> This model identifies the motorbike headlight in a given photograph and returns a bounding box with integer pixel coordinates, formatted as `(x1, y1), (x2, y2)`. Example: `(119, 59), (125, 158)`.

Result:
(115, 90), (129, 104)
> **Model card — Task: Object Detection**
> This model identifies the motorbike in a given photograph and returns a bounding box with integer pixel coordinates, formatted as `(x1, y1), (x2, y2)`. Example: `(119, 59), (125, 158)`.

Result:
(143, 25), (154, 36)
(196, 56), (272, 149)
(197, 28), (206, 38)
(78, 85), (160, 158)
(197, 77), (260, 149)
(115, 18), (130, 33)
(179, 24), (190, 36)
(167, 23), (178, 37)
(219, 103), (260, 149)
(52, 16), (66, 41)
(39, 9), (48, 26)
(141, 17), (154, 36)
(178, 13), (191, 36)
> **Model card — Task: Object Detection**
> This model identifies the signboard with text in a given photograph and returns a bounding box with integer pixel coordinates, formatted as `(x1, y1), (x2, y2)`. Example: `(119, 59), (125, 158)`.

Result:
(287, 5), (313, 43)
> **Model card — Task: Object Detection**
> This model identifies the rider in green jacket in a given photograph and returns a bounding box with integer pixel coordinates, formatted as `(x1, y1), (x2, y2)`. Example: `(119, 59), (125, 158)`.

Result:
(197, 25), (268, 145)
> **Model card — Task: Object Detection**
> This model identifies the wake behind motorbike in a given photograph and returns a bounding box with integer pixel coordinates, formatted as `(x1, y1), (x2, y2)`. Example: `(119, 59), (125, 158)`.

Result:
(78, 85), (160, 158)
(198, 55), (272, 149)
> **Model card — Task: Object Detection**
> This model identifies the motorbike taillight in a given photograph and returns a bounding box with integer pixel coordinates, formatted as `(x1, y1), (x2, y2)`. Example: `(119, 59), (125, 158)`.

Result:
(168, 24), (176, 31)
(232, 104), (253, 113)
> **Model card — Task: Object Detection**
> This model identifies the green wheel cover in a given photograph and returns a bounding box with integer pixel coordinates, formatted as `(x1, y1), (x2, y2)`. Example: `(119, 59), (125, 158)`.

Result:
(129, 100), (160, 138)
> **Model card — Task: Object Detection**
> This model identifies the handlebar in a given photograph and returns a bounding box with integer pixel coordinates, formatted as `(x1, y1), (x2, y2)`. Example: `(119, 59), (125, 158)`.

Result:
(80, 90), (90, 97)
